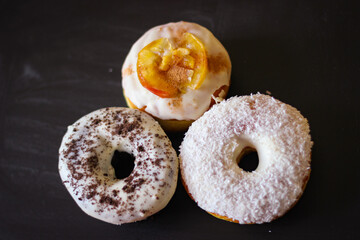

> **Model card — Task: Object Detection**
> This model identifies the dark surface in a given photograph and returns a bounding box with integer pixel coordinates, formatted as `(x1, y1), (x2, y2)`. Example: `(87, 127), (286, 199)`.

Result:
(1, 0), (359, 239)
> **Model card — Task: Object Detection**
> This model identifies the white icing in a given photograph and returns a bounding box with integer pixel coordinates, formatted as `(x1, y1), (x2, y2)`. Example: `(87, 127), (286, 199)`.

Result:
(122, 21), (231, 120)
(180, 94), (312, 224)
(59, 107), (178, 224)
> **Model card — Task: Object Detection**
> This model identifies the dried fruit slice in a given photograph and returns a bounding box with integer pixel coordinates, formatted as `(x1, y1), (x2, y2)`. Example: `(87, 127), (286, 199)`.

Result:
(137, 33), (207, 98)
(180, 32), (207, 90)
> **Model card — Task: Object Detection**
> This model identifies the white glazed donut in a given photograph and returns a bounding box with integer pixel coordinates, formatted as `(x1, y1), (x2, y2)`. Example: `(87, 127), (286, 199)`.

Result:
(122, 21), (231, 131)
(180, 94), (312, 224)
(59, 107), (178, 225)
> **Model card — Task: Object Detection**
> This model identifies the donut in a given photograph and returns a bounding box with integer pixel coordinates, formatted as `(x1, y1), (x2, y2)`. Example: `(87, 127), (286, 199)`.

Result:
(179, 94), (312, 224)
(122, 21), (231, 131)
(58, 107), (178, 224)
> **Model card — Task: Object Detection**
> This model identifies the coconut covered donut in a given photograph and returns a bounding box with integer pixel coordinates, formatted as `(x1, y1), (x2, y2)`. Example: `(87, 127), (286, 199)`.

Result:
(59, 107), (178, 225)
(122, 21), (231, 131)
(180, 94), (312, 224)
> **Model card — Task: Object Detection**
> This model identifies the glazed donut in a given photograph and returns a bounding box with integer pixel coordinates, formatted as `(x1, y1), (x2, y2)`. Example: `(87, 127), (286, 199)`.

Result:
(59, 107), (178, 224)
(122, 21), (231, 131)
(180, 94), (312, 224)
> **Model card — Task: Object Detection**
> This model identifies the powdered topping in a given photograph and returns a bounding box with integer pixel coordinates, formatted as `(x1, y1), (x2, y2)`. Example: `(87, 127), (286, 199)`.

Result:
(208, 53), (231, 74)
(122, 65), (134, 77)
(180, 94), (312, 224)
(122, 21), (231, 120)
(59, 107), (178, 225)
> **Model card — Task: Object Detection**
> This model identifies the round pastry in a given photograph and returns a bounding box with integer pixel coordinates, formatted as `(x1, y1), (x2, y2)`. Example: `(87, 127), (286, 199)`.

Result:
(122, 21), (231, 131)
(179, 94), (312, 224)
(59, 107), (178, 225)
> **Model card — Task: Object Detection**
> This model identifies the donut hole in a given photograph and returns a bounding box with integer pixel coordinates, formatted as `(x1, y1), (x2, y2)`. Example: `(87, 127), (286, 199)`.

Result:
(111, 150), (135, 179)
(237, 147), (259, 172)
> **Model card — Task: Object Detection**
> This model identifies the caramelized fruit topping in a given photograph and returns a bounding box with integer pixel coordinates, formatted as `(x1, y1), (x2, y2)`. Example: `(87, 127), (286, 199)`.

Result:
(137, 33), (207, 98)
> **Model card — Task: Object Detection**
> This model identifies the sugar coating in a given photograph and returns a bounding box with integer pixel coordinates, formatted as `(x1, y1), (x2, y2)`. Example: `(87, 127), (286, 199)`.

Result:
(122, 21), (231, 121)
(180, 94), (312, 224)
(59, 108), (178, 225)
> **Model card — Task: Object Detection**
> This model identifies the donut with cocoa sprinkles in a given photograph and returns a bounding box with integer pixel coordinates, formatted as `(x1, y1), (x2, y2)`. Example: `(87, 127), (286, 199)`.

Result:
(59, 107), (178, 224)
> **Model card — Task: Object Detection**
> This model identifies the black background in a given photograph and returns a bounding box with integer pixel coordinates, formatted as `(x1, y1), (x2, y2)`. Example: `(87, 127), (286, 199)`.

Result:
(1, 0), (359, 239)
